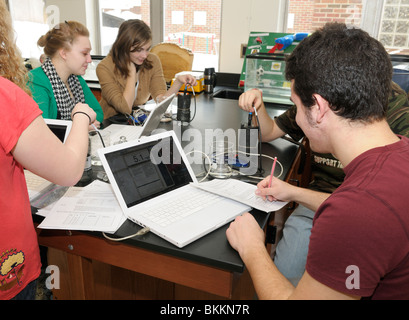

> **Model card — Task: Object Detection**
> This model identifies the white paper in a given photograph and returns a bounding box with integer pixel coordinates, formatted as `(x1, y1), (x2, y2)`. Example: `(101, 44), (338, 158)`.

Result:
(25, 170), (52, 200)
(192, 179), (288, 213)
(38, 180), (126, 233)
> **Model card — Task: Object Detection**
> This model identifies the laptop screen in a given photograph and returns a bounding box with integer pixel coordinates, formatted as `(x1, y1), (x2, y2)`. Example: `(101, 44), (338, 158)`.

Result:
(47, 123), (67, 142)
(104, 135), (193, 208)
(44, 119), (72, 143)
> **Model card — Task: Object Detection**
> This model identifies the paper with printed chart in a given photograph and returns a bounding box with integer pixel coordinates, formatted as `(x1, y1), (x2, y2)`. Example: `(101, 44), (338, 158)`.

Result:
(192, 179), (288, 213)
(37, 180), (126, 233)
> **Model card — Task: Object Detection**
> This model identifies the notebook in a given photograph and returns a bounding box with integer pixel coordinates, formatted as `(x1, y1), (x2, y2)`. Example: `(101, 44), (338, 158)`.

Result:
(108, 93), (175, 144)
(98, 130), (250, 248)
(44, 119), (72, 143)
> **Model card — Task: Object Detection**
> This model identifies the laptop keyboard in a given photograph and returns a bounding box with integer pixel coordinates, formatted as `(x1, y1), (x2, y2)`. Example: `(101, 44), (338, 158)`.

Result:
(139, 189), (223, 227)
(108, 125), (143, 144)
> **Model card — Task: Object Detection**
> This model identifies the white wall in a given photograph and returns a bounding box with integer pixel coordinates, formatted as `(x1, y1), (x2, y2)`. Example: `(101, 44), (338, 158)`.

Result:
(44, 0), (100, 54)
(219, 0), (286, 73)
(45, 0), (87, 23)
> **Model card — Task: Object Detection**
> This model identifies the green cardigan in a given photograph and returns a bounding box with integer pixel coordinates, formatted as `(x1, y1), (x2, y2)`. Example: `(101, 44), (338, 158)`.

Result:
(27, 67), (104, 123)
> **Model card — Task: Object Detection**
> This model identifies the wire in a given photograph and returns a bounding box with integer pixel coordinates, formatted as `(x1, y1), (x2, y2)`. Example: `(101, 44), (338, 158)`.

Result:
(185, 149), (212, 182)
(91, 124), (106, 148)
(252, 107), (263, 175)
(235, 151), (284, 179)
(102, 227), (150, 242)
(126, 109), (148, 126)
(190, 85), (197, 122)
(201, 148), (283, 181)
(125, 113), (137, 126)
(173, 85), (197, 123)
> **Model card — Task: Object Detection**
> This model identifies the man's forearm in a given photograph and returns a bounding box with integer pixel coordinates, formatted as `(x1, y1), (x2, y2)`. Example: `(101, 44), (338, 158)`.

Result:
(253, 104), (285, 142)
(243, 243), (295, 300)
(292, 188), (331, 212)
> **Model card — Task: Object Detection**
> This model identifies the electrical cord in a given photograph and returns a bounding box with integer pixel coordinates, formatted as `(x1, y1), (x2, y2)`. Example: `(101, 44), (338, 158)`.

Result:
(201, 149), (283, 180)
(253, 107), (262, 142)
(243, 106), (264, 176)
(252, 106), (263, 175)
(190, 85), (197, 123)
(185, 149), (212, 182)
(234, 151), (284, 179)
(172, 85), (197, 123)
(126, 109), (148, 126)
(124, 113), (137, 126)
(102, 227), (150, 242)
(91, 124), (106, 148)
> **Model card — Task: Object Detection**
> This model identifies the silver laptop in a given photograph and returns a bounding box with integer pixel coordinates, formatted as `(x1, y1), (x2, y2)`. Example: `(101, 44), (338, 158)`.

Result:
(44, 119), (72, 143)
(108, 93), (175, 144)
(98, 130), (250, 248)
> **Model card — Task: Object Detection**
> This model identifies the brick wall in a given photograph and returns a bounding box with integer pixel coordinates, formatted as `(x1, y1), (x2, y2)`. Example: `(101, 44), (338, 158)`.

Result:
(288, 0), (363, 33)
(140, 0), (150, 25)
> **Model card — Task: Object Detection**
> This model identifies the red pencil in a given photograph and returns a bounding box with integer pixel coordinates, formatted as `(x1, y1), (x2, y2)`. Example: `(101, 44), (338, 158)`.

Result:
(268, 157), (277, 188)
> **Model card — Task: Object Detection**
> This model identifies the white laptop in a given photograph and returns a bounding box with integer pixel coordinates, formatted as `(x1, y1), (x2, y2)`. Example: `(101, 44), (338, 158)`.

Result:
(44, 119), (72, 143)
(108, 93), (175, 144)
(98, 130), (250, 248)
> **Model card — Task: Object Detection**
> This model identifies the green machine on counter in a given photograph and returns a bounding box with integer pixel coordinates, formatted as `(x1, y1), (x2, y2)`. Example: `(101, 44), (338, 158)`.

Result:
(239, 32), (309, 105)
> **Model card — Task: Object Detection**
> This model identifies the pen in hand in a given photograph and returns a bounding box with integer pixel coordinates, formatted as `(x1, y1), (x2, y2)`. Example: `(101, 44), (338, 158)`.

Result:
(268, 157), (277, 188)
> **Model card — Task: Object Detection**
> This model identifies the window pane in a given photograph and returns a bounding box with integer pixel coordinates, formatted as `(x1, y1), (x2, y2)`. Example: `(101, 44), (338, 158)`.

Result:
(98, 0), (151, 55)
(378, 0), (409, 54)
(163, 0), (222, 71)
(9, 0), (49, 60)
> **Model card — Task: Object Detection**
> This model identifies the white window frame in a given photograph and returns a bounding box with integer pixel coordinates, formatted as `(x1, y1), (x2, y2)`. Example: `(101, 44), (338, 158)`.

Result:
(360, 0), (385, 38)
(149, 0), (163, 46)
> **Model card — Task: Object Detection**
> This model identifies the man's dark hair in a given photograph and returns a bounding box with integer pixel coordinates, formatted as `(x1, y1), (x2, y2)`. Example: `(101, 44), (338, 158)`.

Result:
(285, 22), (393, 123)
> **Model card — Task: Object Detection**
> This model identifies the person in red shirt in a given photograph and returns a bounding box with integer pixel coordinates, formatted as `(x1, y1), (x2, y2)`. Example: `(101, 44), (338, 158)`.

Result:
(0, 1), (96, 300)
(226, 22), (409, 299)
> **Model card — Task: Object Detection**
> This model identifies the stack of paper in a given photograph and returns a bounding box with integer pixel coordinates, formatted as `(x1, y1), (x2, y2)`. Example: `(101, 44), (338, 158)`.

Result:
(37, 180), (126, 233)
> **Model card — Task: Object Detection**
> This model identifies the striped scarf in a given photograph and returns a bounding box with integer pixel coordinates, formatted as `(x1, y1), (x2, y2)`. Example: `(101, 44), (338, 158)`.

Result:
(41, 57), (85, 119)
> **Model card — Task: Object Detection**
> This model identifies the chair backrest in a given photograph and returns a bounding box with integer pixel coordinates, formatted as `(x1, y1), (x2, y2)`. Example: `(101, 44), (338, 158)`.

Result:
(392, 69), (409, 95)
(150, 42), (194, 83)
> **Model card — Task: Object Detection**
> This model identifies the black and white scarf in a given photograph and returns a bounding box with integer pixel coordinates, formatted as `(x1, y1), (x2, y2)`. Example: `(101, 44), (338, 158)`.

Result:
(41, 57), (85, 119)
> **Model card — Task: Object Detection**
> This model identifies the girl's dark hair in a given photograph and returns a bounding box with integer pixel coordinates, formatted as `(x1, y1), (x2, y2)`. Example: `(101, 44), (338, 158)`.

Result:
(285, 22), (393, 123)
(110, 19), (153, 78)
